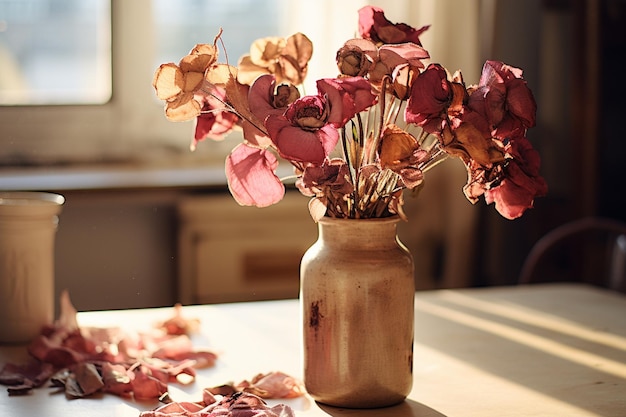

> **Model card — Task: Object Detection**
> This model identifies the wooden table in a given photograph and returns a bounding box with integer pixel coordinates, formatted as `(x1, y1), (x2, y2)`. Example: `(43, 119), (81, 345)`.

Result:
(1, 283), (625, 416)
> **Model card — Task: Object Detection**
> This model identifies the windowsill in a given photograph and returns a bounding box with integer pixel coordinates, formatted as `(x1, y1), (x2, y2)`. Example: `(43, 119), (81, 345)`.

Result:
(0, 159), (299, 193)
(0, 162), (230, 192)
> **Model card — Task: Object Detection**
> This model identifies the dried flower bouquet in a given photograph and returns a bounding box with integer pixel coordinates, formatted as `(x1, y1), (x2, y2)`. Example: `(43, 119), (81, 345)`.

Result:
(153, 6), (547, 221)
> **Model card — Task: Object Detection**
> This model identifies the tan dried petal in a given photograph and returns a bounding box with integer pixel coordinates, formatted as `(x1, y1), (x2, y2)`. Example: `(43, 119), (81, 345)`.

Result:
(343, 38), (378, 54)
(392, 64), (417, 100)
(153, 63), (184, 101)
(179, 43), (218, 73)
(389, 191), (409, 221)
(278, 55), (303, 85)
(73, 363), (104, 397)
(308, 197), (328, 222)
(337, 50), (370, 77)
(379, 125), (418, 168)
(273, 83), (300, 108)
(236, 55), (270, 85)
(451, 69), (464, 84)
(192, 43), (217, 54)
(296, 116), (326, 129)
(205, 63), (237, 86)
(224, 77), (267, 136)
(250, 36), (286, 67)
(279, 33), (312, 85)
(284, 32), (313, 70)
(336, 40), (375, 78)
(448, 81), (467, 117)
(164, 93), (201, 121)
(183, 71), (204, 93)
(446, 122), (505, 166)
(368, 60), (389, 85)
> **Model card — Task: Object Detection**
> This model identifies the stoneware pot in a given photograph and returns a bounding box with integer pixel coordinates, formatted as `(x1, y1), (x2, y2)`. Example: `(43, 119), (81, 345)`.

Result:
(300, 215), (414, 408)
(0, 191), (64, 344)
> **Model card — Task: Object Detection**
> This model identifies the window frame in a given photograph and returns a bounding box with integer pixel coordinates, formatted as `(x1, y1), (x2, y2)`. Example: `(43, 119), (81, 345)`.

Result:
(0, 0), (232, 167)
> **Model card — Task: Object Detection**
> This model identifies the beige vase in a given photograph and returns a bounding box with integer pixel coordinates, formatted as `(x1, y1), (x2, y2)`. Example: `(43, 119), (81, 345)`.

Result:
(0, 192), (65, 344)
(300, 216), (415, 408)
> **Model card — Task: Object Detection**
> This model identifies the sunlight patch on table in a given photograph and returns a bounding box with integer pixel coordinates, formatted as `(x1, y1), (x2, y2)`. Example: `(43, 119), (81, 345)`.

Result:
(436, 290), (626, 351)
(414, 299), (626, 380)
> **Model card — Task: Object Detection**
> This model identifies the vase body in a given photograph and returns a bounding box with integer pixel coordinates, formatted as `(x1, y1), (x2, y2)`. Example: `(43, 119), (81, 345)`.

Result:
(300, 216), (415, 408)
(0, 192), (64, 344)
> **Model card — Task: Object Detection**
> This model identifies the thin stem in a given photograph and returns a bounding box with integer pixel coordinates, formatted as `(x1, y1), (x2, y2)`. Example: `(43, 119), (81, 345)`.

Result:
(376, 78), (388, 143)
(387, 94), (403, 126)
(356, 112), (364, 148)
(420, 147), (450, 173)
(340, 127), (358, 218)
(201, 90), (270, 138)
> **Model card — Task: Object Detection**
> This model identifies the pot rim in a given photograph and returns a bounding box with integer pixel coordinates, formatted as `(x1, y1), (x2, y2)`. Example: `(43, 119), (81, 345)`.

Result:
(0, 191), (65, 206)
(317, 215), (400, 224)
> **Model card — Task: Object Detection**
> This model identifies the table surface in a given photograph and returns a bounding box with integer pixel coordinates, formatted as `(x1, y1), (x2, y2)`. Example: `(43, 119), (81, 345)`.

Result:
(1, 283), (625, 417)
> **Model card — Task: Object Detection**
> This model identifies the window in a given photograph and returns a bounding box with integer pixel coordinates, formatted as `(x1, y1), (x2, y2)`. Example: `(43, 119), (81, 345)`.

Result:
(153, 0), (285, 72)
(0, 0), (367, 167)
(0, 0), (111, 105)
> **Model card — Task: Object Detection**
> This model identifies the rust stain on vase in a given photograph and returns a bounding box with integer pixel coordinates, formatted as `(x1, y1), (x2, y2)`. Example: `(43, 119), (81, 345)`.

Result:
(309, 301), (323, 330)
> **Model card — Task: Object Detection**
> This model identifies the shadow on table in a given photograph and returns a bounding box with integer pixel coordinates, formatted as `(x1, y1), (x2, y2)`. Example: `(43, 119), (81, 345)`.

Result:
(316, 399), (447, 417)
(413, 284), (626, 414)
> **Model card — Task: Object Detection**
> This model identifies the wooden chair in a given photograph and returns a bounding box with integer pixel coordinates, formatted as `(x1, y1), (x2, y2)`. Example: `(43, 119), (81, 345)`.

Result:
(518, 217), (626, 293)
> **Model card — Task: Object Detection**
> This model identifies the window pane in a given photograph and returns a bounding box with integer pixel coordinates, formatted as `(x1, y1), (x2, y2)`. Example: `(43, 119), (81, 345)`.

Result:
(153, 0), (284, 70)
(0, 0), (111, 105)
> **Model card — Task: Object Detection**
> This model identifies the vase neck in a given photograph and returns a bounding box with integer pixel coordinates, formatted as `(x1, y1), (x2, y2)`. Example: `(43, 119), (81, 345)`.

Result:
(317, 217), (401, 250)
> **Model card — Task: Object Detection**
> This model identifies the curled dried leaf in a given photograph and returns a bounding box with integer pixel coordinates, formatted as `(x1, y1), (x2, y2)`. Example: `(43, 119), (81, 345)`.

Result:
(379, 124), (418, 168)
(208, 371), (305, 399)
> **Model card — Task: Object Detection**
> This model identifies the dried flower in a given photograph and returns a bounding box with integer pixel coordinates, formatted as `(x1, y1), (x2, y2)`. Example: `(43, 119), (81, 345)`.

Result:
(153, 6), (546, 221)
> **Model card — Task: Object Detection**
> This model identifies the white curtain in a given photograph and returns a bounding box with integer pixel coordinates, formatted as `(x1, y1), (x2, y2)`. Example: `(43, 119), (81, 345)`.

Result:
(285, 0), (490, 89)
(367, 0), (487, 82)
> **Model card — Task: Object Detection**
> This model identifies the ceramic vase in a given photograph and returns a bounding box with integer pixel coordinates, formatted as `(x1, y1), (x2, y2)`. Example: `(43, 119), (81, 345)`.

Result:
(300, 216), (415, 408)
(0, 191), (65, 344)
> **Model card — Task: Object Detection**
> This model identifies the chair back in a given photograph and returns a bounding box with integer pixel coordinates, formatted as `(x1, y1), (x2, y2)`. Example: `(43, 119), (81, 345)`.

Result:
(519, 217), (626, 292)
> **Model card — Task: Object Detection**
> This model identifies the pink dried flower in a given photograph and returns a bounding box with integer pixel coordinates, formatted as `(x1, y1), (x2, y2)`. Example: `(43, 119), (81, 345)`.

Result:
(316, 76), (378, 127)
(225, 143), (285, 207)
(358, 5), (430, 46)
(265, 94), (339, 165)
(485, 137), (548, 219)
(468, 60), (537, 140)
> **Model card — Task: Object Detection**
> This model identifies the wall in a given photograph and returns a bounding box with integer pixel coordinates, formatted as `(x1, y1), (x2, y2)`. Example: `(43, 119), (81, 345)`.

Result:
(54, 189), (179, 312)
